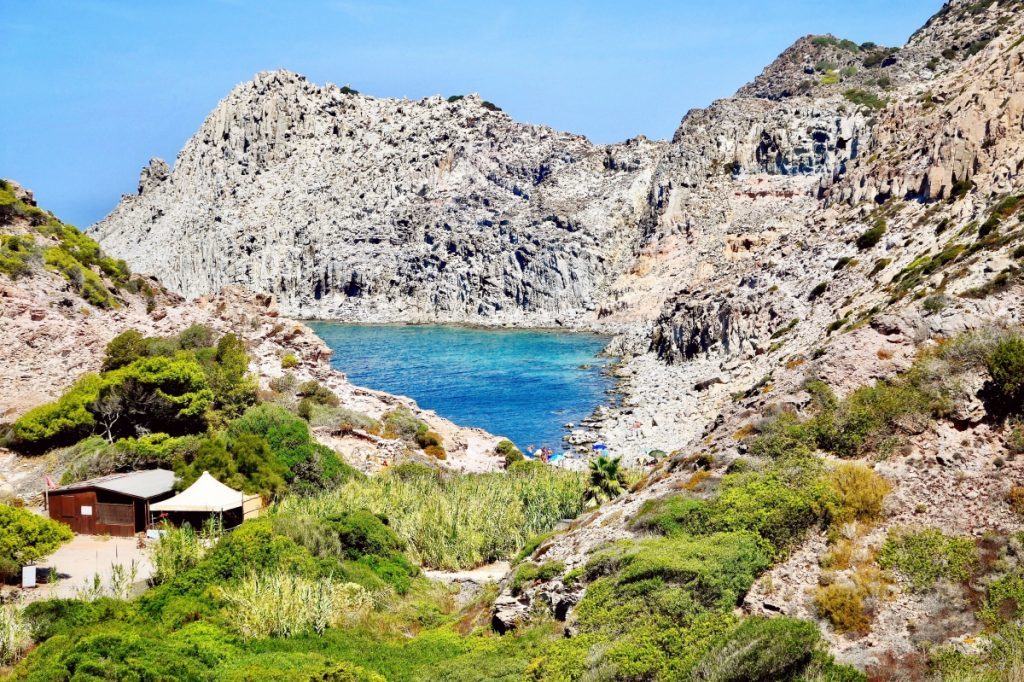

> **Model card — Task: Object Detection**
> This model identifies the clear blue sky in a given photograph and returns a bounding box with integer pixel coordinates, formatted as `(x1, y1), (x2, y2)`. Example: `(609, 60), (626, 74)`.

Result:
(2, 0), (940, 228)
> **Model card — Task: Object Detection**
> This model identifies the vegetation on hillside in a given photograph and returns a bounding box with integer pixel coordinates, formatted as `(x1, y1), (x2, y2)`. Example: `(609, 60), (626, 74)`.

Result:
(0, 179), (138, 309)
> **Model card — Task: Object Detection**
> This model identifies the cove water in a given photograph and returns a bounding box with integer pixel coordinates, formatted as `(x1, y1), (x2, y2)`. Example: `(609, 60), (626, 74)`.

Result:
(307, 323), (614, 450)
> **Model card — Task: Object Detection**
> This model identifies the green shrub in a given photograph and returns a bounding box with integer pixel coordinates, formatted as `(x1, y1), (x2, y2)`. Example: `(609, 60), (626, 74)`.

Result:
(0, 235), (40, 279)
(0, 504), (73, 569)
(43, 245), (117, 308)
(297, 379), (339, 407)
(811, 379), (931, 457)
(102, 329), (149, 371)
(631, 457), (833, 555)
(382, 407), (424, 440)
(980, 571), (1024, 626)
(306, 405), (381, 435)
(496, 439), (523, 468)
(808, 282), (828, 300)
(175, 433), (288, 499)
(177, 324), (216, 350)
(11, 374), (103, 451)
(922, 293), (949, 314)
(844, 89), (887, 111)
(229, 404), (358, 492)
(878, 527), (977, 591)
(577, 531), (772, 627)
(986, 336), (1024, 408)
(280, 353), (299, 369)
(856, 220), (886, 249)
(690, 617), (821, 681)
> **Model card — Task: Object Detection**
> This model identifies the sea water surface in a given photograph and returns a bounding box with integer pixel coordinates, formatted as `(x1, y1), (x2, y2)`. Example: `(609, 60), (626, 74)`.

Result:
(307, 323), (614, 450)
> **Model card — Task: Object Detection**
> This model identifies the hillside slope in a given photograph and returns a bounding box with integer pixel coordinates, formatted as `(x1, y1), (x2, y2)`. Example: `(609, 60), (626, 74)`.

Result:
(0, 181), (503, 500)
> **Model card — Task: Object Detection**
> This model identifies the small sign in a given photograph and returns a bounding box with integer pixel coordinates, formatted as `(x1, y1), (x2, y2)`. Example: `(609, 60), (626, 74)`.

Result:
(22, 565), (36, 588)
(81, 505), (93, 516)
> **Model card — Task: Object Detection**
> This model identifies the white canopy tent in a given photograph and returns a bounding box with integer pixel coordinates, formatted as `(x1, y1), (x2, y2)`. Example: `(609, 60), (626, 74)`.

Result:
(149, 472), (263, 531)
(150, 471), (246, 513)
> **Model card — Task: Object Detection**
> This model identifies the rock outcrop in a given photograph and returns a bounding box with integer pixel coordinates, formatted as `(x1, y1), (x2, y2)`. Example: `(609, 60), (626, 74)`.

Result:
(93, 75), (661, 327)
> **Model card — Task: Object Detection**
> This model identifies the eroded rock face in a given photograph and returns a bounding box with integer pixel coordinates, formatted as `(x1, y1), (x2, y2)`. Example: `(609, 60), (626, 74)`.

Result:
(93, 72), (662, 327)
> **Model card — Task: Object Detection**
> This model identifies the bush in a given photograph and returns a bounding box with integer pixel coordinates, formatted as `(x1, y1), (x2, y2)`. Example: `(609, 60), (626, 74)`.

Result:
(815, 584), (870, 633)
(0, 235), (40, 279)
(878, 527), (977, 591)
(382, 407), (424, 440)
(828, 462), (891, 525)
(844, 89), (887, 110)
(690, 617), (820, 681)
(177, 324), (216, 350)
(496, 439), (524, 468)
(175, 433), (288, 499)
(229, 404), (358, 492)
(856, 220), (886, 249)
(0, 504), (73, 569)
(102, 330), (149, 371)
(808, 282), (828, 301)
(987, 336), (1024, 408)
(306, 405), (381, 435)
(297, 380), (339, 408)
(812, 380), (931, 457)
(281, 353), (300, 369)
(980, 571), (1024, 626)
(631, 457), (834, 555)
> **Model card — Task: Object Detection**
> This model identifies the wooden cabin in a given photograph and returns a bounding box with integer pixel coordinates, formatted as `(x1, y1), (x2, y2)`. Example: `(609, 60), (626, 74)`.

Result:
(46, 469), (177, 537)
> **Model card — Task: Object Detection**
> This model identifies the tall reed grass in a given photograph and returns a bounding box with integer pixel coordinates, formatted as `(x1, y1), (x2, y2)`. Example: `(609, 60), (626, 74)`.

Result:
(220, 571), (371, 639)
(278, 465), (586, 570)
(150, 523), (210, 584)
(0, 605), (29, 666)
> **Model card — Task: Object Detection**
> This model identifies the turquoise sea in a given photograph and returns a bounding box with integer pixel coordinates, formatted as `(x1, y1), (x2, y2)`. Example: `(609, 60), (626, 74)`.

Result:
(307, 323), (614, 450)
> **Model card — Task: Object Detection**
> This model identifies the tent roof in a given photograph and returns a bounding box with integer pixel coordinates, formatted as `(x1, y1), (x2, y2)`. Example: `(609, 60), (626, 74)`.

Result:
(150, 472), (245, 513)
(53, 469), (176, 499)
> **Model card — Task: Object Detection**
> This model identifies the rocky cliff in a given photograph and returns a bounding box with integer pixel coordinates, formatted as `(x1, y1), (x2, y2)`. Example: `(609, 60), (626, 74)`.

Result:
(93, 77), (661, 327)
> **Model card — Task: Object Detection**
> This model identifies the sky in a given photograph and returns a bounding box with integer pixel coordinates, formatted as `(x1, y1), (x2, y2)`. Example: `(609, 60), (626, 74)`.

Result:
(2, 0), (940, 228)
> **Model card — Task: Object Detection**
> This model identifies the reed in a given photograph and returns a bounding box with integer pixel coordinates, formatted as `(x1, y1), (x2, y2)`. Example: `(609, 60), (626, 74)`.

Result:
(278, 465), (586, 570)
(0, 605), (29, 666)
(220, 571), (371, 639)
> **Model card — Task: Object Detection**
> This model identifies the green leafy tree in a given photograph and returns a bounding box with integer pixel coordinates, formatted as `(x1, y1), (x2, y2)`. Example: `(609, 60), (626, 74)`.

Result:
(585, 455), (626, 508)
(175, 433), (287, 499)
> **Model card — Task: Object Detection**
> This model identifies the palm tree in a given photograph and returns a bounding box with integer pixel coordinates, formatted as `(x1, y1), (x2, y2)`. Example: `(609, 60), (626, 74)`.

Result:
(585, 455), (626, 508)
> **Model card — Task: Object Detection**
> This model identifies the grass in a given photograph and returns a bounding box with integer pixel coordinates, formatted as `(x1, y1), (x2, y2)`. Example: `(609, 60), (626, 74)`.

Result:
(276, 463), (586, 570)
